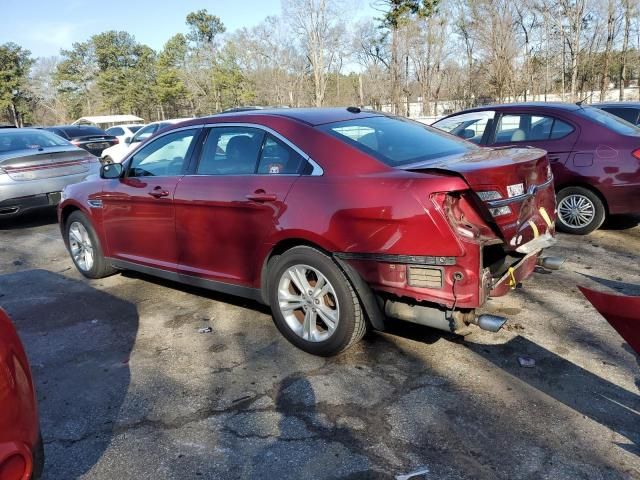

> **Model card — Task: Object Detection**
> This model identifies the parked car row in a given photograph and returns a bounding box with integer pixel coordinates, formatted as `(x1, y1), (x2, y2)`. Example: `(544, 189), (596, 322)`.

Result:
(432, 102), (640, 234)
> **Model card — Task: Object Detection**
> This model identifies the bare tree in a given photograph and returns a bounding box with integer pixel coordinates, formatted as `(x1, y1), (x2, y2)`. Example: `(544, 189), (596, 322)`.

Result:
(284, 0), (346, 107)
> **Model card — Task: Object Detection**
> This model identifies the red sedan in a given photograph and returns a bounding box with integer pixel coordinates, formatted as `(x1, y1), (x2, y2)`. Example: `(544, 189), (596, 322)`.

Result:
(58, 108), (557, 356)
(0, 308), (43, 480)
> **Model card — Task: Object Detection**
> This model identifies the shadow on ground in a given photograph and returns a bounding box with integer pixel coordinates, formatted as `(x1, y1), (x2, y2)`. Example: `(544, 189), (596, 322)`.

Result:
(0, 269), (138, 479)
(0, 208), (58, 231)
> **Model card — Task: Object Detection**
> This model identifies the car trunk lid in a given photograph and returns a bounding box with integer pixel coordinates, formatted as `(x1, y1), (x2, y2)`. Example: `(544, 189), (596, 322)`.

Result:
(401, 147), (557, 250)
(0, 146), (94, 181)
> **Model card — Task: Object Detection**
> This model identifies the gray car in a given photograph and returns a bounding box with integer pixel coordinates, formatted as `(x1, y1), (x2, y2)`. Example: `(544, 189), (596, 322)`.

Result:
(0, 128), (100, 217)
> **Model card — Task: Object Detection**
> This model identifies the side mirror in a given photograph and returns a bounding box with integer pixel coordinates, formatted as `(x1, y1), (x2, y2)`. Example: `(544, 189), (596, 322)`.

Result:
(124, 137), (132, 144)
(100, 163), (123, 179)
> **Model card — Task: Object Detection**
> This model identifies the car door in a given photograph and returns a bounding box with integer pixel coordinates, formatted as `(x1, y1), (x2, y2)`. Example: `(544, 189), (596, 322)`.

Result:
(488, 111), (579, 165)
(174, 125), (312, 286)
(100, 127), (200, 270)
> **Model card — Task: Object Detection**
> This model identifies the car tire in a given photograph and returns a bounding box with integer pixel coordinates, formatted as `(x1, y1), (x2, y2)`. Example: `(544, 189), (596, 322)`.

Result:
(556, 186), (606, 235)
(64, 210), (116, 279)
(268, 246), (367, 356)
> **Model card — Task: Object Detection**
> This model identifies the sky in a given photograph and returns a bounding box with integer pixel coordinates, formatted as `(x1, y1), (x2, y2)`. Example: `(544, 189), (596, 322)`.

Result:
(2, 0), (375, 58)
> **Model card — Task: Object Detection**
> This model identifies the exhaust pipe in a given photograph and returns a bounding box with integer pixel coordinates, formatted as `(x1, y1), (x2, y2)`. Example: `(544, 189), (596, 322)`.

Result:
(384, 300), (507, 334)
(469, 314), (507, 333)
(537, 256), (565, 270)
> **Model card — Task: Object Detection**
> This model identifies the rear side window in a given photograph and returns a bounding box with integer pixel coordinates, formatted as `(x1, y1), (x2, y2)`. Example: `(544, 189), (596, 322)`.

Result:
(494, 114), (574, 142)
(197, 127), (264, 175)
(257, 135), (310, 174)
(319, 116), (474, 167)
(600, 107), (640, 126)
(575, 107), (640, 136)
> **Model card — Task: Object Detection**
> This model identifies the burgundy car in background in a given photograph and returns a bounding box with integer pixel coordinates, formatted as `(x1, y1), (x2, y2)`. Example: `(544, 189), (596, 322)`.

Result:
(58, 108), (557, 356)
(433, 103), (640, 234)
(0, 308), (43, 480)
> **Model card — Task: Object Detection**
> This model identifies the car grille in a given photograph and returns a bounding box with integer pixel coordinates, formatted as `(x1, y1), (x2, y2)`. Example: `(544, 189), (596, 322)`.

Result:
(407, 266), (443, 288)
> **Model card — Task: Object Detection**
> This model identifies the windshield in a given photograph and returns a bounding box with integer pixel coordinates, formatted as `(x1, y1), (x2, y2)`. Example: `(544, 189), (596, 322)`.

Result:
(128, 125), (143, 133)
(575, 107), (640, 136)
(0, 130), (70, 153)
(319, 116), (475, 167)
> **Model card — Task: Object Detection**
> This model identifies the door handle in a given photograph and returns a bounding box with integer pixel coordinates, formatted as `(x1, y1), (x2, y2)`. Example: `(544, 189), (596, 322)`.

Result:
(148, 186), (170, 198)
(246, 191), (277, 202)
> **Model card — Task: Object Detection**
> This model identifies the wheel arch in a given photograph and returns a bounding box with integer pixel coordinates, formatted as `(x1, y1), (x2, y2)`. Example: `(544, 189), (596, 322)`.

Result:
(258, 236), (386, 331)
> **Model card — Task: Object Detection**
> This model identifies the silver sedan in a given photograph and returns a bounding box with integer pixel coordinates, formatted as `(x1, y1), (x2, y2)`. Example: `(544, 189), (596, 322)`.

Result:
(0, 128), (100, 217)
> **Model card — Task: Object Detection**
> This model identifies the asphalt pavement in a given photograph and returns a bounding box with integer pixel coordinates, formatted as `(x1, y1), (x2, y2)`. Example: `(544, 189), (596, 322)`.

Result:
(0, 209), (638, 479)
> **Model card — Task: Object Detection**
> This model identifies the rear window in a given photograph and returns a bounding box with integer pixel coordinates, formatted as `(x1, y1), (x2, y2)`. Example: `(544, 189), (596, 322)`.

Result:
(54, 126), (106, 137)
(319, 116), (474, 167)
(575, 107), (640, 136)
(0, 130), (70, 153)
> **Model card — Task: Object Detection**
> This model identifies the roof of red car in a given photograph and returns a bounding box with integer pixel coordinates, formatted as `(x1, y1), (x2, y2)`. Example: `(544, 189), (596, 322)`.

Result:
(458, 102), (586, 113)
(200, 107), (384, 126)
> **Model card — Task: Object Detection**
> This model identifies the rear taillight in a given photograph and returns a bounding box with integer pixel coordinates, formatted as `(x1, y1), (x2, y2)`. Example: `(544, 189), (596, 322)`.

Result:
(476, 191), (512, 217)
(632, 148), (640, 160)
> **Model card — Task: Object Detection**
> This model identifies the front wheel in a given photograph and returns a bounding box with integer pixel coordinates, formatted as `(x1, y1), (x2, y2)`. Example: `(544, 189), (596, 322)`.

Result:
(556, 187), (606, 235)
(65, 211), (116, 278)
(268, 246), (367, 356)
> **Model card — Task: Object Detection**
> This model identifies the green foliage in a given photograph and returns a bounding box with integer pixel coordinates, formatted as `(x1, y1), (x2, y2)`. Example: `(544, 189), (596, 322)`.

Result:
(381, 0), (440, 29)
(186, 9), (226, 45)
(0, 42), (34, 126)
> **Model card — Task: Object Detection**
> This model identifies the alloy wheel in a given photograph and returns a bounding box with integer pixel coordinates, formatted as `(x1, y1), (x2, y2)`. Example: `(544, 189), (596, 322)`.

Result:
(277, 264), (340, 342)
(558, 194), (596, 229)
(68, 221), (94, 271)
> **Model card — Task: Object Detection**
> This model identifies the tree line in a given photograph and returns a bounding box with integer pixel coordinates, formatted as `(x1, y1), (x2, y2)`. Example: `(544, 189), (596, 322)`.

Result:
(1, 0), (639, 127)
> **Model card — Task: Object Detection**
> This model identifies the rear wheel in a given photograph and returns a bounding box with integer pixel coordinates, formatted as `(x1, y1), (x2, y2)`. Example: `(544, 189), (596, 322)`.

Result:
(556, 186), (606, 235)
(268, 246), (366, 356)
(65, 211), (116, 278)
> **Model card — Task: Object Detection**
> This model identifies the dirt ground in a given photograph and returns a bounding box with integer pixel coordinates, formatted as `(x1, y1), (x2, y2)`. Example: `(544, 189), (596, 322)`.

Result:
(0, 209), (638, 479)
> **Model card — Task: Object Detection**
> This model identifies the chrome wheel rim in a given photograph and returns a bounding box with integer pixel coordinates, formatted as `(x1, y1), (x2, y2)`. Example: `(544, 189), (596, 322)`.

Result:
(558, 194), (595, 228)
(68, 221), (94, 271)
(277, 264), (339, 342)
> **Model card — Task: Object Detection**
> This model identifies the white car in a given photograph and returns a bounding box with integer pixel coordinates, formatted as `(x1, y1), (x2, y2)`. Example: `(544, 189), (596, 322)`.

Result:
(101, 118), (192, 163)
(104, 124), (144, 144)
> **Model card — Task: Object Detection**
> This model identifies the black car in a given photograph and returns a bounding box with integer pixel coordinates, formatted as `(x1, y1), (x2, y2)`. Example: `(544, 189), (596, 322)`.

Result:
(592, 102), (640, 126)
(44, 125), (118, 157)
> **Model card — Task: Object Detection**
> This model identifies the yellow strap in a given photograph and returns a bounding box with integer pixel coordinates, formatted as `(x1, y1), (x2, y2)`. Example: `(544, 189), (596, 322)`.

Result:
(528, 220), (539, 238)
(508, 267), (517, 288)
(539, 207), (553, 228)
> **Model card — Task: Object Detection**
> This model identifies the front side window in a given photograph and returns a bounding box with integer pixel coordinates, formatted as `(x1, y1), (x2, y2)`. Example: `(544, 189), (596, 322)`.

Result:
(197, 127), (264, 175)
(131, 124), (158, 143)
(494, 114), (574, 143)
(127, 129), (197, 177)
(320, 116), (474, 167)
(433, 110), (495, 144)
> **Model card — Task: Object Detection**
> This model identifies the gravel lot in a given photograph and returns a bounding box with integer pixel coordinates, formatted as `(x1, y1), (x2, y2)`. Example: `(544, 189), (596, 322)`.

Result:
(0, 209), (639, 479)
